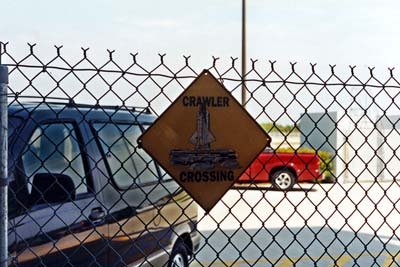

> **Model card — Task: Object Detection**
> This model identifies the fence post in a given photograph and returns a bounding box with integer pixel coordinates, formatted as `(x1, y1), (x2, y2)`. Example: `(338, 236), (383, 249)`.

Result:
(0, 65), (8, 267)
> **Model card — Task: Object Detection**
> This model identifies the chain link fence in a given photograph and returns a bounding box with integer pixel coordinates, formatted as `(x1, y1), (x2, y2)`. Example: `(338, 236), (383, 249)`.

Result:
(1, 42), (400, 266)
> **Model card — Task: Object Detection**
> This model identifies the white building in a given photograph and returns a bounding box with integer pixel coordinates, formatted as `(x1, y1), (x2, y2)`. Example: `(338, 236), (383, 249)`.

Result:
(299, 110), (393, 183)
(376, 115), (400, 182)
(268, 131), (301, 150)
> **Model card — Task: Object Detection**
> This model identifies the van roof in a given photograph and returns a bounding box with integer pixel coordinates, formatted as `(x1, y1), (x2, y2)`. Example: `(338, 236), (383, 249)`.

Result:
(8, 101), (155, 124)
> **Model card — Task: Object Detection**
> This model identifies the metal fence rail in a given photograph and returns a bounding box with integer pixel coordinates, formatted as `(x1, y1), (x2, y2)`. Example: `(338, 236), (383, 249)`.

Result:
(1, 42), (400, 267)
(0, 65), (9, 267)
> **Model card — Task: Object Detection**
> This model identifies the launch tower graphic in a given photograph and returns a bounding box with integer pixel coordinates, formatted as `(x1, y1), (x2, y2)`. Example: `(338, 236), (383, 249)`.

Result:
(170, 103), (240, 170)
(189, 103), (215, 150)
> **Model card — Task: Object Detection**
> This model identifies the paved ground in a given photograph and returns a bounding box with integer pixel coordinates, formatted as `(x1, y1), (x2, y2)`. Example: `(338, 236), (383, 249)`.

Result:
(192, 182), (400, 266)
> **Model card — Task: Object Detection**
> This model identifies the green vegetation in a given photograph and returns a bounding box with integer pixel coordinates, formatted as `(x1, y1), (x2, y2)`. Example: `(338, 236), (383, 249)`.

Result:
(260, 122), (299, 133)
(276, 147), (335, 183)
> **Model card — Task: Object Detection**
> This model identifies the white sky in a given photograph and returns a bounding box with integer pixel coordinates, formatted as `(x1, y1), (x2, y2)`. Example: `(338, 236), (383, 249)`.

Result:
(2, 0), (400, 123)
(2, 0), (400, 66)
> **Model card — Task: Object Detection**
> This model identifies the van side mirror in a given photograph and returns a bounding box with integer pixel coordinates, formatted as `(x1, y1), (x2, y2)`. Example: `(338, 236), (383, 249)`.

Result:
(30, 173), (76, 205)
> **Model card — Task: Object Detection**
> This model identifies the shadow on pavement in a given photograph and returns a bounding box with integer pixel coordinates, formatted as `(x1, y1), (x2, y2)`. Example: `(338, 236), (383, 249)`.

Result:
(191, 226), (400, 267)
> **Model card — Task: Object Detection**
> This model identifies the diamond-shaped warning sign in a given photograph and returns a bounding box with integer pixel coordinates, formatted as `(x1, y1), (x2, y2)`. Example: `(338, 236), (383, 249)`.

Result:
(138, 70), (270, 212)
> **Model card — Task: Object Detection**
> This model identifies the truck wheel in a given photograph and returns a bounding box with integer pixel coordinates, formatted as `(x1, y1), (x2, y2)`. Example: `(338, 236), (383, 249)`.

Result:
(169, 242), (189, 267)
(271, 170), (296, 190)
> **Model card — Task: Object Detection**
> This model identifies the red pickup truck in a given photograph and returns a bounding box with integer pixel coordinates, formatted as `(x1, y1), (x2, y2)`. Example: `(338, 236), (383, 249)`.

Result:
(238, 149), (322, 190)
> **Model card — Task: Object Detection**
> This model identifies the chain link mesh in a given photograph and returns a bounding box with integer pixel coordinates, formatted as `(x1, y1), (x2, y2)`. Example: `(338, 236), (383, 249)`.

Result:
(1, 42), (400, 266)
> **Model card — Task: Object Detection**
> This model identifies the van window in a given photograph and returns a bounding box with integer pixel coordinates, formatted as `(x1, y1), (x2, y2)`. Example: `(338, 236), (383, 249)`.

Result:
(9, 117), (22, 138)
(93, 123), (159, 188)
(21, 123), (88, 195)
(8, 175), (26, 219)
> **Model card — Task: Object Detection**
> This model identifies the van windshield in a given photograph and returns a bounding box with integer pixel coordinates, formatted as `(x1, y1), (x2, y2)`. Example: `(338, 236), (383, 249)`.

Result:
(93, 123), (159, 189)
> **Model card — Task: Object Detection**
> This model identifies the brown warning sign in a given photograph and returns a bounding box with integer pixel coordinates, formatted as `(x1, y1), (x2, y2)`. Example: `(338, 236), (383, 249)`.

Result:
(138, 70), (270, 212)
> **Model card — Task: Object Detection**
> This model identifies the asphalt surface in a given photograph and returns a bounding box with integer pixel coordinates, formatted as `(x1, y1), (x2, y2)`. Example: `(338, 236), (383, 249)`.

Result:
(192, 182), (400, 266)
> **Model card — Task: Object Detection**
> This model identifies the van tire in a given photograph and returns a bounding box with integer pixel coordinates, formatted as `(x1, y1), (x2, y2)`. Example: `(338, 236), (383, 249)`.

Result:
(169, 242), (189, 267)
(271, 169), (296, 190)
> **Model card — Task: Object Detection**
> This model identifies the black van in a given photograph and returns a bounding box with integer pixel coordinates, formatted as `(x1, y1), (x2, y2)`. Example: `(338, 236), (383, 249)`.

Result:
(7, 102), (200, 267)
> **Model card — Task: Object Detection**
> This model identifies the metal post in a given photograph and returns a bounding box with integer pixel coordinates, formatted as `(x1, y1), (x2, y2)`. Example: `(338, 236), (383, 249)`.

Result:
(0, 65), (8, 267)
(241, 0), (247, 108)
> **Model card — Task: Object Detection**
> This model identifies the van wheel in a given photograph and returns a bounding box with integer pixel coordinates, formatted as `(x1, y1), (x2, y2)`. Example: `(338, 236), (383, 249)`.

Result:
(169, 242), (189, 267)
(271, 170), (296, 190)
